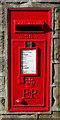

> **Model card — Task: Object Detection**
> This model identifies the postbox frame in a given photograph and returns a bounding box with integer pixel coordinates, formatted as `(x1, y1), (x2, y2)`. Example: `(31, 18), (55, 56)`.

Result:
(8, 8), (52, 113)
(2, 6), (54, 115)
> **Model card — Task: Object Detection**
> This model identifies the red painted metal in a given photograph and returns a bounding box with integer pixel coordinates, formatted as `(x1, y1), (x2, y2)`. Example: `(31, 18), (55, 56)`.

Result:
(8, 8), (51, 111)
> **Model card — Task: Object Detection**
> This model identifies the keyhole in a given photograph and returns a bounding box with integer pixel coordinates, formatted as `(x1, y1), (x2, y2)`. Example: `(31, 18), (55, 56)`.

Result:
(19, 76), (20, 79)
(26, 41), (31, 47)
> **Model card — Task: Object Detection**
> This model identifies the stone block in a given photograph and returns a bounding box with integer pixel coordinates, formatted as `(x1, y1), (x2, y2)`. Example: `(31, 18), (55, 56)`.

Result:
(0, 77), (5, 97)
(55, 11), (60, 20)
(1, 0), (29, 2)
(53, 33), (60, 39)
(53, 87), (60, 107)
(39, 114), (52, 118)
(20, 2), (32, 7)
(0, 76), (5, 85)
(0, 0), (60, 2)
(18, 0), (28, 2)
(55, 8), (60, 15)
(55, 112), (60, 118)
(0, 97), (5, 111)
(0, 115), (36, 119)
(39, 112), (60, 118)
(0, 25), (2, 34)
(0, 15), (2, 24)
(32, 0), (60, 2)
(53, 87), (60, 98)
(0, 4), (2, 14)
(0, 58), (3, 73)
(55, 30), (60, 34)
(54, 39), (60, 61)
(54, 64), (60, 84)
(55, 21), (60, 30)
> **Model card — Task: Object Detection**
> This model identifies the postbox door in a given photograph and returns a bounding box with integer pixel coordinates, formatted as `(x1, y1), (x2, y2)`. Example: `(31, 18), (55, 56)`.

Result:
(10, 39), (47, 111)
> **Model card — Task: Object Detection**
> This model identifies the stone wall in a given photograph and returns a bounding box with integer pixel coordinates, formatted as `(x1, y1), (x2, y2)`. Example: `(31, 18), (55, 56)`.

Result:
(0, 0), (60, 119)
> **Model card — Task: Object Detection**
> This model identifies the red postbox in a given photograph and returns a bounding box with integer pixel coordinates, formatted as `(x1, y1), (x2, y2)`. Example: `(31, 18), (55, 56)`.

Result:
(8, 8), (51, 111)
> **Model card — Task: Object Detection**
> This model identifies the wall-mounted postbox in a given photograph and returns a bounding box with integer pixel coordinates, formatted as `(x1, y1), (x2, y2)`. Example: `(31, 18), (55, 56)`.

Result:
(8, 8), (51, 111)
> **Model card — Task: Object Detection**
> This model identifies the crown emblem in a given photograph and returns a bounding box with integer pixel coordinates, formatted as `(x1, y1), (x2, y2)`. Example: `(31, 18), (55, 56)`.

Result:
(25, 78), (36, 88)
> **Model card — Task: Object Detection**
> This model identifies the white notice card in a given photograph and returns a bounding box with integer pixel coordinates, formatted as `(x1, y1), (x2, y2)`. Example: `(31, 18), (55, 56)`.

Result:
(21, 49), (36, 74)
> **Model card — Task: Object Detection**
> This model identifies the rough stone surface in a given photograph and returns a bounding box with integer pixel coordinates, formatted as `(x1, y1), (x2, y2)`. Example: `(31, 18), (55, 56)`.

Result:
(54, 39), (60, 61)
(53, 87), (60, 109)
(52, 7), (60, 116)
(54, 64), (60, 84)
(0, 0), (28, 3)
(0, 1), (60, 119)
(0, 115), (36, 119)
(55, 21), (60, 30)
(56, 112), (60, 118)
(0, 97), (5, 111)
(39, 112), (60, 118)
(32, 0), (60, 2)
(0, 0), (60, 3)
(39, 114), (55, 118)
(55, 30), (60, 34)
(55, 12), (60, 21)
